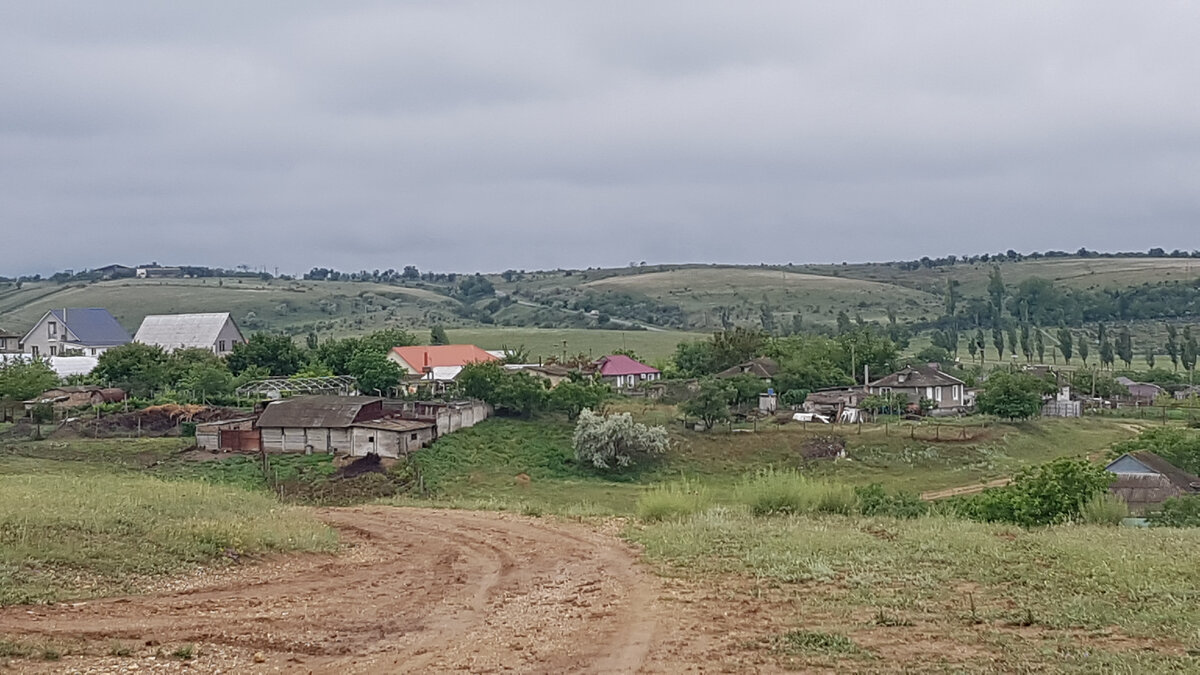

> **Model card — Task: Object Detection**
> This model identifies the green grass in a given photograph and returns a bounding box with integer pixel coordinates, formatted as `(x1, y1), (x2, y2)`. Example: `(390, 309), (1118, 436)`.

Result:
(407, 415), (1140, 515)
(635, 479), (711, 522)
(0, 277), (458, 338)
(0, 472), (336, 605)
(629, 508), (1200, 671)
(737, 468), (857, 516)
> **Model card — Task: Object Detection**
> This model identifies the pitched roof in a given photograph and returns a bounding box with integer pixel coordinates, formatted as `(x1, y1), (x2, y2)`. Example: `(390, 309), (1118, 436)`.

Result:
(1108, 451), (1200, 491)
(391, 345), (499, 372)
(134, 313), (241, 350)
(25, 308), (131, 346)
(594, 354), (660, 376)
(869, 364), (963, 388)
(0, 326), (19, 338)
(256, 396), (382, 428)
(716, 357), (779, 379)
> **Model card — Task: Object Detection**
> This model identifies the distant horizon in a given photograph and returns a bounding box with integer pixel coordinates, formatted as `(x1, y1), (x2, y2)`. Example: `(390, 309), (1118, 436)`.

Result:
(5, 246), (1200, 280)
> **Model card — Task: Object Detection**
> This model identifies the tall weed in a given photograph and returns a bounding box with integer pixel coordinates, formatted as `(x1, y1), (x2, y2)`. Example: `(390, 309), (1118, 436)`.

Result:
(738, 468), (857, 516)
(637, 479), (710, 522)
(1078, 492), (1129, 526)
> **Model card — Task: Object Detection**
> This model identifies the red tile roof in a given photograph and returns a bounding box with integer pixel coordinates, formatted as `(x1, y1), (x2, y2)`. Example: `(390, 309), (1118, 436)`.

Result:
(391, 345), (499, 372)
(595, 354), (659, 376)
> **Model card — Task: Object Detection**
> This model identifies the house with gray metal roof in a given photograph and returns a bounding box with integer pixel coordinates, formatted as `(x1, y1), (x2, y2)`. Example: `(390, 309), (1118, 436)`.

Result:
(868, 364), (966, 410)
(20, 308), (131, 358)
(134, 312), (244, 355)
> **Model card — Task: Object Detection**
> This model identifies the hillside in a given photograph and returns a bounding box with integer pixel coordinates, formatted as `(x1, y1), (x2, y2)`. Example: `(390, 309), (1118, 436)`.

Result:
(2, 256), (1197, 359)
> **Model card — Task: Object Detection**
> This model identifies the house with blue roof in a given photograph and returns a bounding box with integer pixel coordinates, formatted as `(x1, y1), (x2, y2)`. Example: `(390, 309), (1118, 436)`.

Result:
(21, 308), (131, 358)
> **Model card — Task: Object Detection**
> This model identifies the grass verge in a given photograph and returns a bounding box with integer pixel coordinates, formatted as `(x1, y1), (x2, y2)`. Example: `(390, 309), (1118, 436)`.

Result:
(0, 472), (336, 605)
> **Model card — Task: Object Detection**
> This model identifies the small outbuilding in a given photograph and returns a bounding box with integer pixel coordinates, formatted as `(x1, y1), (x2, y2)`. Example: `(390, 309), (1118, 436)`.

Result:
(254, 395), (436, 457)
(1106, 451), (1200, 514)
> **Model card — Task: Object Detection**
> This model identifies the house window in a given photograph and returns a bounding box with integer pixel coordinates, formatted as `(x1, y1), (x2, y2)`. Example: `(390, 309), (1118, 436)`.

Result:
(218, 340), (225, 352)
(90, 348), (97, 356)
(410, 433), (418, 440)
(934, 387), (942, 402)
(367, 436), (375, 443)
(48, 321), (57, 337)
(31, 346), (39, 357)
(49, 346), (57, 356)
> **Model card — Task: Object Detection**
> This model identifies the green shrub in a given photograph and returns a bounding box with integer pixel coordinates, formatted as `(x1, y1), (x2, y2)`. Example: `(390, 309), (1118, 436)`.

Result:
(1149, 495), (1200, 528)
(1078, 492), (1129, 526)
(955, 458), (1114, 527)
(855, 483), (929, 519)
(636, 480), (710, 522)
(738, 468), (857, 516)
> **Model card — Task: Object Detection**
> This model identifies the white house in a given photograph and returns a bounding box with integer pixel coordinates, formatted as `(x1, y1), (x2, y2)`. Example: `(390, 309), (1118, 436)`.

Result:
(134, 313), (245, 355)
(21, 308), (131, 358)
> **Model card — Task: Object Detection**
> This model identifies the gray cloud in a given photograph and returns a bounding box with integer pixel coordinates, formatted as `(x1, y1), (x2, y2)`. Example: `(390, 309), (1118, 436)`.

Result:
(3, 1), (1200, 276)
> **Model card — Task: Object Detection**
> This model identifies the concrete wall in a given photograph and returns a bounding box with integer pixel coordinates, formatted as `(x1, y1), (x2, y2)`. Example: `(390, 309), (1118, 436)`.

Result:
(260, 427), (352, 453)
(348, 426), (436, 458)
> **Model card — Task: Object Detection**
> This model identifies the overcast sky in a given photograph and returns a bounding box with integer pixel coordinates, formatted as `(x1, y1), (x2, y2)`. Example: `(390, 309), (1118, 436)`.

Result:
(3, 1), (1200, 276)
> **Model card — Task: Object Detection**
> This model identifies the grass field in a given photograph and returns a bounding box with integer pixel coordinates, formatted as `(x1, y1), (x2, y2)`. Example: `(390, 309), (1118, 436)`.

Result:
(445, 327), (701, 363)
(0, 278), (459, 338)
(803, 257), (1200, 297)
(629, 509), (1200, 671)
(0, 443), (336, 606)
(580, 267), (943, 329)
(408, 415), (1143, 514)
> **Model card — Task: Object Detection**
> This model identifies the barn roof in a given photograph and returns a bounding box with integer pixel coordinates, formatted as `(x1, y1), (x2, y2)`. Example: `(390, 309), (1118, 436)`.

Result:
(1108, 451), (1200, 491)
(134, 313), (241, 350)
(353, 418), (436, 433)
(256, 396), (382, 428)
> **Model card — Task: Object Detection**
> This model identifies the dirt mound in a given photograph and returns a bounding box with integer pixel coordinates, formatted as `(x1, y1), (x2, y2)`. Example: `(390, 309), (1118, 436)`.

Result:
(334, 453), (384, 478)
(801, 434), (846, 460)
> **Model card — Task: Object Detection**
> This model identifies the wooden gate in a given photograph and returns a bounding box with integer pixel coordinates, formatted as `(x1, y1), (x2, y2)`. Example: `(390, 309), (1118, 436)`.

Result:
(219, 428), (261, 452)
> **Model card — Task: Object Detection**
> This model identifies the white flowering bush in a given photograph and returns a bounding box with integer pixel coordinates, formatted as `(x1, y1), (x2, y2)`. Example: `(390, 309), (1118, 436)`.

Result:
(573, 409), (669, 471)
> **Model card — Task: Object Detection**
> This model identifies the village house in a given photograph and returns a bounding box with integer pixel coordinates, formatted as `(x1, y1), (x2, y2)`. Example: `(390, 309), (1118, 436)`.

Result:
(0, 327), (21, 354)
(590, 354), (661, 390)
(1106, 451), (1200, 514)
(867, 364), (966, 410)
(716, 357), (779, 381)
(510, 363), (573, 388)
(134, 312), (245, 355)
(388, 344), (499, 389)
(26, 385), (126, 410)
(1115, 377), (1166, 404)
(255, 396), (435, 458)
(21, 308), (131, 358)
(1175, 385), (1200, 401)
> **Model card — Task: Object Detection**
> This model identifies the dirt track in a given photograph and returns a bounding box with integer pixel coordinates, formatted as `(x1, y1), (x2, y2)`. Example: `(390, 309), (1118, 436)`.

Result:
(0, 507), (705, 674)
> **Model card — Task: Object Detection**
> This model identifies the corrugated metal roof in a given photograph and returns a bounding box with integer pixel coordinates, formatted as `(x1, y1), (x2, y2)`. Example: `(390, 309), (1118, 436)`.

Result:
(37, 309), (131, 346)
(353, 418), (435, 433)
(256, 396), (382, 428)
(134, 313), (240, 351)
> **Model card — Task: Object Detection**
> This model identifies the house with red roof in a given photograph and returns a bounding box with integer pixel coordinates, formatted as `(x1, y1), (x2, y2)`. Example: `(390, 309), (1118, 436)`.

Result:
(388, 344), (499, 384)
(591, 354), (661, 390)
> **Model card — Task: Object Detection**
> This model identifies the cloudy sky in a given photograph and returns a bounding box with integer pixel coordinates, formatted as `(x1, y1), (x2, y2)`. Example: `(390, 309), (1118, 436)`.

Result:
(3, 1), (1199, 276)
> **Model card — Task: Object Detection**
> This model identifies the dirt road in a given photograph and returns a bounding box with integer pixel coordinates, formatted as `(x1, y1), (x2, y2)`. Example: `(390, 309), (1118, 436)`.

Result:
(0, 507), (695, 673)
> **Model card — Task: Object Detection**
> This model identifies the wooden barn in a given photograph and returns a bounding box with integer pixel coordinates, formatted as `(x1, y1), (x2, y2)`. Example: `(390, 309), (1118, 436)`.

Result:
(1106, 451), (1200, 514)
(254, 395), (435, 458)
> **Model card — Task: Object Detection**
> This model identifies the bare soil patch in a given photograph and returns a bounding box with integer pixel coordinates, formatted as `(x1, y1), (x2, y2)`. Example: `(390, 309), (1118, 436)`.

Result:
(0, 507), (732, 673)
